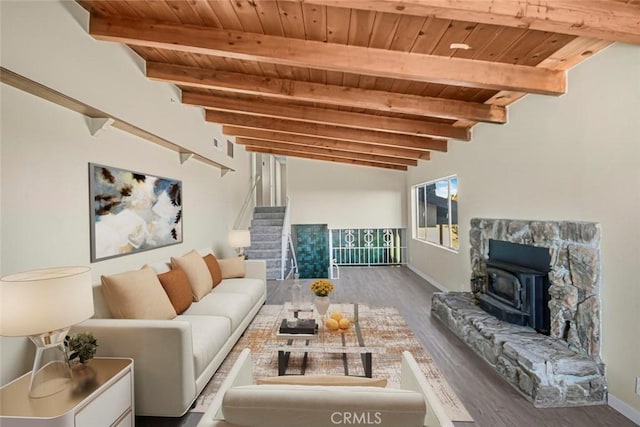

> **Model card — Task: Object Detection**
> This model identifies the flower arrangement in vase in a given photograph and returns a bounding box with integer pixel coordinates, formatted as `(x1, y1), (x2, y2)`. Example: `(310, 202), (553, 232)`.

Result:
(310, 279), (334, 316)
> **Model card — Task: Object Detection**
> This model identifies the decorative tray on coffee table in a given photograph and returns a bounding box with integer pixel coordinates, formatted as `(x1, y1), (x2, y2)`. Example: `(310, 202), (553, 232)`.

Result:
(277, 318), (319, 338)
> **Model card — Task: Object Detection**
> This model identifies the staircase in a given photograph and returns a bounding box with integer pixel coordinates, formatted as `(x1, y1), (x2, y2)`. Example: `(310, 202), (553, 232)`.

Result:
(245, 206), (287, 280)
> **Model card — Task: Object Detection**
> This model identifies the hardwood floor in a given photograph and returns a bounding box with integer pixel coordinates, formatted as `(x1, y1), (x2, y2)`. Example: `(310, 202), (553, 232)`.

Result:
(138, 266), (635, 427)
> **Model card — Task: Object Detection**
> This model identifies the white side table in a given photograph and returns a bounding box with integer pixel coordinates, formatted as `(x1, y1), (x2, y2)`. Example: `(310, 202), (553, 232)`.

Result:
(0, 358), (134, 427)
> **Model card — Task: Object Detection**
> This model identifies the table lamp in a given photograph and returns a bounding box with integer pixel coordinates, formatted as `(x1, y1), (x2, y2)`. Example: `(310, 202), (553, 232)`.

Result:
(0, 266), (93, 398)
(228, 229), (251, 257)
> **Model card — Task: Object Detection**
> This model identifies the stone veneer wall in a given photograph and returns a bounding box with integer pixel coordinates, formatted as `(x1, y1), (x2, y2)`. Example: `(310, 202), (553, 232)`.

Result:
(469, 218), (601, 363)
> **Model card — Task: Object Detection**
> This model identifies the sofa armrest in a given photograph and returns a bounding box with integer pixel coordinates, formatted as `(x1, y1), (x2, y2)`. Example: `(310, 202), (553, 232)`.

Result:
(244, 260), (266, 283)
(401, 351), (454, 427)
(71, 318), (197, 417)
(197, 348), (253, 427)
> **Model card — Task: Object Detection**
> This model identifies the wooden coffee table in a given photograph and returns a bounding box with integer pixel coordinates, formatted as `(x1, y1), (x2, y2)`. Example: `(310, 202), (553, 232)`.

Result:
(269, 302), (383, 377)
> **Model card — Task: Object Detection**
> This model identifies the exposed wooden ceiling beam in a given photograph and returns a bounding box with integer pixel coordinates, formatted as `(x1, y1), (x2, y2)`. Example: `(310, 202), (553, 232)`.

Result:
(206, 111), (447, 152)
(149, 62), (504, 124)
(236, 138), (418, 167)
(182, 91), (470, 140)
(301, 0), (640, 46)
(90, 15), (566, 95)
(224, 126), (431, 160)
(451, 37), (612, 129)
(246, 146), (408, 171)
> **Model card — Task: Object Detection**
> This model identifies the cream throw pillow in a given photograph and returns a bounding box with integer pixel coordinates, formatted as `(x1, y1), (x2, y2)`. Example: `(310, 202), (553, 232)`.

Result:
(217, 256), (246, 279)
(171, 250), (213, 301)
(100, 266), (176, 320)
(256, 376), (387, 387)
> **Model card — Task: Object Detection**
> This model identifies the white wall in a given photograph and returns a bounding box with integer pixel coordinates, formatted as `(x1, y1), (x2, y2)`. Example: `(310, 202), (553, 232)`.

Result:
(288, 158), (406, 229)
(407, 43), (640, 412)
(0, 1), (251, 384)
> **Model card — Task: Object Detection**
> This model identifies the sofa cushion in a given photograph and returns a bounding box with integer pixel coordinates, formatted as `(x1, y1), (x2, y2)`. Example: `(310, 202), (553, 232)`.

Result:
(101, 266), (177, 320)
(256, 376), (387, 387)
(203, 254), (223, 288)
(182, 292), (253, 331)
(157, 267), (192, 314)
(171, 250), (213, 301)
(217, 257), (246, 279)
(213, 278), (265, 306)
(90, 283), (112, 319)
(221, 385), (426, 427)
(176, 315), (231, 378)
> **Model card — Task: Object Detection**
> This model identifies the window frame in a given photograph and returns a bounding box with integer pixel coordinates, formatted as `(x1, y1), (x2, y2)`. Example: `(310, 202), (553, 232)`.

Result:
(412, 175), (458, 252)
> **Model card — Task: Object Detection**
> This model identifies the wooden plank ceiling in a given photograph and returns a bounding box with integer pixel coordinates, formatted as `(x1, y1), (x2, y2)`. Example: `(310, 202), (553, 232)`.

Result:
(78, 0), (640, 171)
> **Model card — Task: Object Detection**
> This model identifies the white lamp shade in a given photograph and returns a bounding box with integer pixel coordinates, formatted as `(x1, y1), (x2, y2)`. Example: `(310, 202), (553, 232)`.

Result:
(0, 266), (93, 337)
(228, 229), (251, 249)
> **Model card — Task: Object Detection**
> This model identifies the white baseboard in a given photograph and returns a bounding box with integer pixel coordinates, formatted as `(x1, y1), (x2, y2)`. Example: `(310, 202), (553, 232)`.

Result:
(406, 264), (449, 292)
(609, 394), (640, 425)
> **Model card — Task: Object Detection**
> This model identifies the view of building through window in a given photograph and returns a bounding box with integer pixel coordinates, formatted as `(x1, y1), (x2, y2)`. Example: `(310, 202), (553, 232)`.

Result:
(414, 176), (458, 250)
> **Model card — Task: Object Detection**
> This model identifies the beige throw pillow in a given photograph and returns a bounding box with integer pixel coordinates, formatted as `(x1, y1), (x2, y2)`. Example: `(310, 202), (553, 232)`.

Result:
(217, 256), (246, 279)
(171, 250), (213, 301)
(256, 376), (387, 387)
(100, 266), (177, 320)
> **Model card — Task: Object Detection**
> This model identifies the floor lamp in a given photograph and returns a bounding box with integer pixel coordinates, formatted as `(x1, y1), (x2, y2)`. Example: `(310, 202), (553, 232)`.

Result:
(0, 266), (93, 398)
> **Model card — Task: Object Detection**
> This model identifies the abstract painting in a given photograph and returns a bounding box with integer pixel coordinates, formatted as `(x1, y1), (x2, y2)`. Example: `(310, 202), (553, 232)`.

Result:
(89, 163), (182, 262)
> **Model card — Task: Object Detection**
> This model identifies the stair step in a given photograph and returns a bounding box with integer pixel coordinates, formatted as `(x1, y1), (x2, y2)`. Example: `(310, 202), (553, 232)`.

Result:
(253, 212), (286, 220)
(248, 241), (282, 250)
(251, 236), (281, 242)
(250, 233), (281, 243)
(254, 206), (286, 214)
(266, 269), (281, 280)
(265, 258), (282, 266)
(252, 218), (284, 227)
(245, 249), (281, 259)
(251, 224), (282, 234)
(267, 270), (281, 280)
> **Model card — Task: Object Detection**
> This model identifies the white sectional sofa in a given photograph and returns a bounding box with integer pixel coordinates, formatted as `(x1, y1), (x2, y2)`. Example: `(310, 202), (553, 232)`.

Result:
(71, 250), (266, 417)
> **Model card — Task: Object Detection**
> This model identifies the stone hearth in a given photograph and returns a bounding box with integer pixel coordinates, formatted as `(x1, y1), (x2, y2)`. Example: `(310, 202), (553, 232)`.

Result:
(432, 293), (606, 407)
(431, 218), (606, 407)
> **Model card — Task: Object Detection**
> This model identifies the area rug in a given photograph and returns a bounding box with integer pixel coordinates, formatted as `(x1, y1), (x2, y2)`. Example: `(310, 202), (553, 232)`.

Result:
(191, 304), (473, 422)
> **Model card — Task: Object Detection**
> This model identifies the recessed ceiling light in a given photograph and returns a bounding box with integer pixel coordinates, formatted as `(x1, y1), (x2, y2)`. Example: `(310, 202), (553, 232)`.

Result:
(450, 43), (471, 50)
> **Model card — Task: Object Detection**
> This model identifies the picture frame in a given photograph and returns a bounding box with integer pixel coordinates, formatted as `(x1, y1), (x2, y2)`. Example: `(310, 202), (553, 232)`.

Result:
(89, 163), (183, 262)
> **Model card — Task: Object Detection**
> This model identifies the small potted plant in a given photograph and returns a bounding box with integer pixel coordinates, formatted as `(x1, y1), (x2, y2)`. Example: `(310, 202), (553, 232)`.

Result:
(65, 332), (98, 391)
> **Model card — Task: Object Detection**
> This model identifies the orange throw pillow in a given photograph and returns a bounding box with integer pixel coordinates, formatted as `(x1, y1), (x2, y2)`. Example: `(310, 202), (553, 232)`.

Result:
(157, 267), (193, 314)
(203, 254), (223, 288)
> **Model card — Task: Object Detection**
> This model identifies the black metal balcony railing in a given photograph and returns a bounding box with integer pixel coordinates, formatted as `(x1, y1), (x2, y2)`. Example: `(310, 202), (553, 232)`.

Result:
(329, 228), (406, 266)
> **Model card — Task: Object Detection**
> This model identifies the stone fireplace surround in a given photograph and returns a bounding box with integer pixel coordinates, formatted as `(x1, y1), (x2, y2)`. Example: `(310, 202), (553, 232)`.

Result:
(431, 218), (606, 407)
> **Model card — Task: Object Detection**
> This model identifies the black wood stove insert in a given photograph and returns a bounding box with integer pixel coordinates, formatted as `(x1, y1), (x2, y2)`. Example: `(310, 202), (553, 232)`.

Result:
(474, 239), (552, 335)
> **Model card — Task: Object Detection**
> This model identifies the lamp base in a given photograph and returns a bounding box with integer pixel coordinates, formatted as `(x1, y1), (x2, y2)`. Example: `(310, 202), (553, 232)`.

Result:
(28, 329), (71, 398)
(235, 249), (248, 259)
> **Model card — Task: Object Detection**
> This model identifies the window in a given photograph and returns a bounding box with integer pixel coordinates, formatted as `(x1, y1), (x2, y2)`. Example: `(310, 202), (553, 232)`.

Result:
(413, 176), (458, 250)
